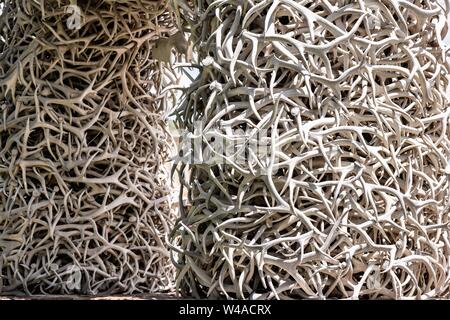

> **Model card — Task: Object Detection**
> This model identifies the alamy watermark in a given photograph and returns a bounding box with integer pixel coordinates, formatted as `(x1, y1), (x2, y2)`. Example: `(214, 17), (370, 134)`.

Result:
(65, 4), (83, 30)
(65, 264), (82, 291)
(172, 121), (280, 173)
(49, 263), (82, 291)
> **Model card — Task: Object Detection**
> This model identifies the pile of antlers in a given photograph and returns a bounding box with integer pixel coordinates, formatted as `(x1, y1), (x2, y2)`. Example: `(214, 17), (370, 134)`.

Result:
(1, 0), (449, 299)
(170, 0), (450, 299)
(0, 0), (179, 294)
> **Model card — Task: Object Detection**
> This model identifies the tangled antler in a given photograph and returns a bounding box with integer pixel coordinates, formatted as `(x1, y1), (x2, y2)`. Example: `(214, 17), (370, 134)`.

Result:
(0, 0), (180, 294)
(171, 0), (450, 299)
